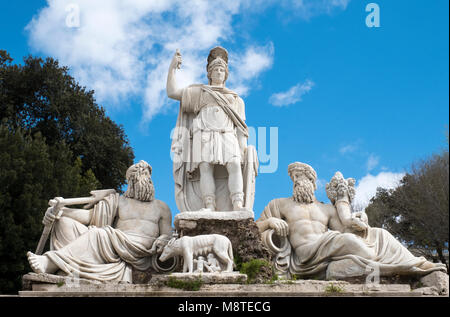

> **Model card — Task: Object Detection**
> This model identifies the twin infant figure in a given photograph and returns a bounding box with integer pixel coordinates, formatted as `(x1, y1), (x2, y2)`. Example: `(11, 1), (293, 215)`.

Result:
(193, 253), (221, 273)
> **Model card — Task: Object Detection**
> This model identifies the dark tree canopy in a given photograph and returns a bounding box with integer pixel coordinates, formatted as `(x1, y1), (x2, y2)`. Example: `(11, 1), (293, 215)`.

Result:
(0, 50), (134, 190)
(366, 148), (449, 270)
(0, 50), (134, 293)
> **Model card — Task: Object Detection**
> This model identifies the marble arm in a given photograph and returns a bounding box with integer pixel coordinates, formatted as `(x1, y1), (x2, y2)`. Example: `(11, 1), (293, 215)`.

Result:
(159, 201), (173, 237)
(256, 217), (289, 237)
(166, 50), (183, 101)
(335, 197), (368, 232)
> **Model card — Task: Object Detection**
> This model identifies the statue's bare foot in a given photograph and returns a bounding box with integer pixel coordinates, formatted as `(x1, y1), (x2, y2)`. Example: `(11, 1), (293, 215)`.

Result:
(419, 260), (446, 271)
(27, 251), (59, 274)
(27, 251), (48, 273)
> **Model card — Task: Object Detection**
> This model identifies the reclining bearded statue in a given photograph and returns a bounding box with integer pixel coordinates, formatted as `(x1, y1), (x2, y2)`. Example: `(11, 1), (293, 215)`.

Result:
(256, 162), (447, 279)
(26, 160), (173, 282)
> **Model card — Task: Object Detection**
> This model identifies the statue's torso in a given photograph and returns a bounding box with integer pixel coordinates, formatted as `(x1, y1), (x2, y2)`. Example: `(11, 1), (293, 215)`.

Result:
(115, 196), (161, 247)
(183, 86), (242, 166)
(195, 88), (238, 132)
(278, 198), (333, 248)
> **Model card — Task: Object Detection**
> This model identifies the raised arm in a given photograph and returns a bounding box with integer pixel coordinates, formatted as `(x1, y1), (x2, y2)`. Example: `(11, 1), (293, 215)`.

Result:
(334, 187), (367, 232)
(166, 50), (183, 101)
(326, 172), (368, 233)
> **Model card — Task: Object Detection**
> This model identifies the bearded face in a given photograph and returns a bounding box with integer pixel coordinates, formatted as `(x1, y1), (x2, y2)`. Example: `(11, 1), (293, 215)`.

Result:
(292, 175), (316, 204)
(124, 161), (155, 202)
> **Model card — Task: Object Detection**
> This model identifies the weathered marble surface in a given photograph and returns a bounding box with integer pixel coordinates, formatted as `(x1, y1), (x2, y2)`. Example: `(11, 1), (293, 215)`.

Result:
(420, 271), (449, 295)
(151, 272), (247, 285)
(21, 275), (424, 297)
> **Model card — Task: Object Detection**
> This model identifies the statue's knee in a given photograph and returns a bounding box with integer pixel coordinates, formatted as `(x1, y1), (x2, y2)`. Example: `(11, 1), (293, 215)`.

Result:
(341, 233), (375, 259)
(199, 162), (213, 174)
(54, 216), (77, 230)
(226, 160), (241, 174)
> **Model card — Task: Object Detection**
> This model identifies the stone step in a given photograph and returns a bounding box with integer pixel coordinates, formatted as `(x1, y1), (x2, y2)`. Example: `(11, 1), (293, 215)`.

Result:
(18, 281), (427, 297)
(18, 289), (423, 297)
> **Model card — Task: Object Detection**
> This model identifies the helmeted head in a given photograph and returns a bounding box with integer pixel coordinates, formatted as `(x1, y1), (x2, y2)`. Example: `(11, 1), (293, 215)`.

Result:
(124, 160), (155, 202)
(207, 46), (229, 85)
(288, 162), (318, 204)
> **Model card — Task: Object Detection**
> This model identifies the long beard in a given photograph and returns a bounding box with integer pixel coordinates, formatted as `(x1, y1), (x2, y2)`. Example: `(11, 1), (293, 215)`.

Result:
(125, 176), (155, 202)
(292, 180), (315, 204)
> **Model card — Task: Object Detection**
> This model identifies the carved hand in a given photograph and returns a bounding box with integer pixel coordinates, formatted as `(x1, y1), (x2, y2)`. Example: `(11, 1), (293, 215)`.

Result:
(350, 217), (368, 232)
(42, 207), (56, 226)
(268, 217), (289, 237)
(42, 197), (65, 225)
(150, 235), (169, 254)
(353, 211), (369, 225)
(170, 49), (182, 70)
(336, 183), (350, 202)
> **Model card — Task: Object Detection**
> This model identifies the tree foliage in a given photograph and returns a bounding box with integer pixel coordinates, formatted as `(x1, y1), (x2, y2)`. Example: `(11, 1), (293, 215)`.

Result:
(366, 148), (449, 270)
(0, 50), (134, 293)
(0, 50), (134, 190)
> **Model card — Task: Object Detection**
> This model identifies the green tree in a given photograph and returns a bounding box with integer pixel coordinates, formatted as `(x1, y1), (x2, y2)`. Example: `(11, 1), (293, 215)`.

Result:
(366, 148), (449, 271)
(0, 50), (134, 190)
(0, 124), (100, 293)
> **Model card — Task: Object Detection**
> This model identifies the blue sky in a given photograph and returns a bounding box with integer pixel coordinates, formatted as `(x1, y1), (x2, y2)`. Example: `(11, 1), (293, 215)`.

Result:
(1, 0), (448, 220)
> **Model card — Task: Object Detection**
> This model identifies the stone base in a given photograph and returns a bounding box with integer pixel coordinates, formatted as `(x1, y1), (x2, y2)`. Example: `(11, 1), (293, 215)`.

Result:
(19, 279), (426, 297)
(22, 272), (105, 291)
(326, 259), (449, 296)
(151, 272), (247, 285)
(174, 210), (255, 229)
(20, 272), (446, 297)
(420, 271), (449, 295)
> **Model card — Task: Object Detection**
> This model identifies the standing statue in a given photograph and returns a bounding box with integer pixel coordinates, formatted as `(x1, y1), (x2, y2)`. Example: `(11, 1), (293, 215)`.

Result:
(26, 160), (173, 282)
(167, 47), (258, 212)
(256, 162), (447, 279)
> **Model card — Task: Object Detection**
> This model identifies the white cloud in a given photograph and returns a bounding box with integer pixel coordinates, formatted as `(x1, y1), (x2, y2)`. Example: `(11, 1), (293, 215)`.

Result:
(26, 0), (349, 124)
(352, 171), (405, 211)
(269, 80), (314, 106)
(366, 154), (380, 171)
(229, 43), (274, 96)
(339, 144), (357, 154)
